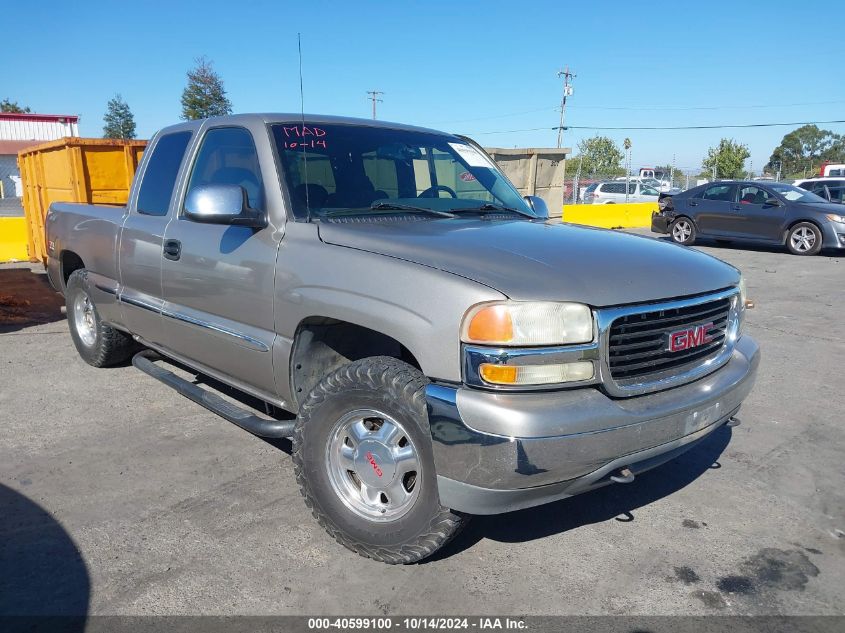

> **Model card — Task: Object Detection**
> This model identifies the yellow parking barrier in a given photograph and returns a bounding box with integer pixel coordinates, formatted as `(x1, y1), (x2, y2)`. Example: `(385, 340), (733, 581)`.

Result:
(562, 202), (657, 229)
(0, 217), (30, 262)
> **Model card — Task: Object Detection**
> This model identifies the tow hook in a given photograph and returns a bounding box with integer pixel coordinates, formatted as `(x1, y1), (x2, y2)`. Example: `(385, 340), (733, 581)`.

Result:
(610, 467), (635, 484)
(727, 417), (741, 427)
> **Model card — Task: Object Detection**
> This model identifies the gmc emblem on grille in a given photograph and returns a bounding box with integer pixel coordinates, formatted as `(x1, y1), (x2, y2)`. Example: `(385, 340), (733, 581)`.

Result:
(668, 322), (714, 352)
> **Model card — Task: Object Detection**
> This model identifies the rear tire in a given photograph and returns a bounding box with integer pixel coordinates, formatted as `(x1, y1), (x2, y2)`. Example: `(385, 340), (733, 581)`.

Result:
(670, 217), (696, 245)
(66, 270), (136, 367)
(292, 356), (467, 564)
(786, 222), (822, 256)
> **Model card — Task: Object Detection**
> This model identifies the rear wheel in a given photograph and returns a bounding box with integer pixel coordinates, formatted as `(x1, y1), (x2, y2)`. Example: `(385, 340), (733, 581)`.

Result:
(66, 270), (136, 367)
(292, 357), (467, 564)
(786, 222), (822, 255)
(670, 217), (696, 245)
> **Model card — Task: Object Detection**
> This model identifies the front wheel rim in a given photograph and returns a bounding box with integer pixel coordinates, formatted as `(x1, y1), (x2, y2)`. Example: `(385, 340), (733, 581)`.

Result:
(673, 220), (691, 242)
(72, 293), (97, 347)
(326, 409), (421, 522)
(791, 227), (816, 252)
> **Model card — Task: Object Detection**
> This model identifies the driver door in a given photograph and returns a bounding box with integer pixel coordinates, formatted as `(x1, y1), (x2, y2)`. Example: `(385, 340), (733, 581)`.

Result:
(732, 185), (785, 242)
(158, 124), (281, 400)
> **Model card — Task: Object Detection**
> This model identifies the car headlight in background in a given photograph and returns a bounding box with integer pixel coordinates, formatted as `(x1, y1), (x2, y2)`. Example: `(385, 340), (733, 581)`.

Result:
(461, 301), (593, 346)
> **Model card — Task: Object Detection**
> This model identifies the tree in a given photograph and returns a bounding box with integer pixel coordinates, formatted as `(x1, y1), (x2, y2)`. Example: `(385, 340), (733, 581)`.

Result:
(102, 94), (136, 139)
(701, 139), (750, 180)
(574, 135), (624, 175)
(766, 125), (844, 178)
(180, 56), (232, 120)
(1, 98), (31, 113)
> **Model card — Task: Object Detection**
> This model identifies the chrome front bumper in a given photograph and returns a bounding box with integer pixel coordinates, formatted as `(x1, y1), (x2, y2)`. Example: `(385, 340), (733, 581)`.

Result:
(427, 335), (759, 515)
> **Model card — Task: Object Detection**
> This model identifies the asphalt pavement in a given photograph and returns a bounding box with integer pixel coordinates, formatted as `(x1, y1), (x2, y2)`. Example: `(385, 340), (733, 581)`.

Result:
(1, 232), (843, 616)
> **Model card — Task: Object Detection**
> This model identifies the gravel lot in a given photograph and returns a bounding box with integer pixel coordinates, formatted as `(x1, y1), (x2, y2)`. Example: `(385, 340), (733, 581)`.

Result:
(1, 231), (843, 616)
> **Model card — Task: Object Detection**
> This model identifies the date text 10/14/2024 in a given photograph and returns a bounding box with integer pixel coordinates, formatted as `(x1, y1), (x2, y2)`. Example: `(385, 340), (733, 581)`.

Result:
(307, 617), (528, 630)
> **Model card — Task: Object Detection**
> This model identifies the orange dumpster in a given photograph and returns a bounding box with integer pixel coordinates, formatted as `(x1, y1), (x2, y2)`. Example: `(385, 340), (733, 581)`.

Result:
(18, 137), (147, 263)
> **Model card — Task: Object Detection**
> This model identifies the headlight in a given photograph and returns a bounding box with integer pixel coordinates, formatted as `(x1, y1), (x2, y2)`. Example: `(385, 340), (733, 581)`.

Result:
(826, 213), (845, 223)
(461, 301), (593, 346)
(478, 361), (594, 386)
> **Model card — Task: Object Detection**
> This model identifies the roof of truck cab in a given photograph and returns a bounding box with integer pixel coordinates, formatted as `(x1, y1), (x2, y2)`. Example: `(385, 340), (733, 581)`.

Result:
(155, 113), (451, 137)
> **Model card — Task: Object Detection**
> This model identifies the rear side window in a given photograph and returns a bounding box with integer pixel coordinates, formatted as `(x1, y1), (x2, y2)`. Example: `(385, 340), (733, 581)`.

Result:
(602, 183), (625, 194)
(137, 131), (192, 216)
(702, 184), (734, 201)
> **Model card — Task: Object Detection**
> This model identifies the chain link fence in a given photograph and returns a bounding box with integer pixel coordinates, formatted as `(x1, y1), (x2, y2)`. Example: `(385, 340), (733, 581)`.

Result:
(562, 170), (714, 204)
(0, 155), (24, 215)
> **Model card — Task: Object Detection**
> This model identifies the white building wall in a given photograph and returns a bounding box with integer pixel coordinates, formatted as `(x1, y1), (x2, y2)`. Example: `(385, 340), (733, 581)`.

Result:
(0, 118), (79, 141)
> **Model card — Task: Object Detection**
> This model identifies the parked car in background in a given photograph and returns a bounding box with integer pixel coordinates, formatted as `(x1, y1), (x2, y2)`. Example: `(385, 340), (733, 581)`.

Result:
(583, 180), (660, 204)
(794, 178), (845, 204)
(652, 180), (845, 255)
(820, 163), (845, 177)
(638, 168), (673, 192)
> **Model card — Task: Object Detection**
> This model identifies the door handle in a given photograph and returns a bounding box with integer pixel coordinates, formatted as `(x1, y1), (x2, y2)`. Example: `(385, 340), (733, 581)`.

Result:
(163, 239), (181, 261)
(731, 204), (741, 211)
(689, 200), (698, 207)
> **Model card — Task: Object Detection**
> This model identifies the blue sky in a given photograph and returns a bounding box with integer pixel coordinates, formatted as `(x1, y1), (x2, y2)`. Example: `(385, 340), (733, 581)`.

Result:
(6, 0), (844, 174)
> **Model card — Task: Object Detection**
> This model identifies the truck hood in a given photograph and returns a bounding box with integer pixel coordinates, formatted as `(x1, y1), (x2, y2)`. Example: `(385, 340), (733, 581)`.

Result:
(318, 218), (739, 306)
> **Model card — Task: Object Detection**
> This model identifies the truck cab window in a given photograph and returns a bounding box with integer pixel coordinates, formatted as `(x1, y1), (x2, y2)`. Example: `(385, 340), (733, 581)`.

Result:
(137, 131), (192, 216)
(271, 123), (532, 220)
(185, 127), (265, 211)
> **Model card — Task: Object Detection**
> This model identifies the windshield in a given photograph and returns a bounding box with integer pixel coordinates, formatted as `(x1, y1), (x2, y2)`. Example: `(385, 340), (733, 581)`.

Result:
(271, 123), (534, 219)
(768, 183), (828, 203)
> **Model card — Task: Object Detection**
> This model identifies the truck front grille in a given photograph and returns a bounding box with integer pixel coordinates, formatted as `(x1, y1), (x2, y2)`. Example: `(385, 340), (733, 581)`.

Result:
(607, 296), (732, 385)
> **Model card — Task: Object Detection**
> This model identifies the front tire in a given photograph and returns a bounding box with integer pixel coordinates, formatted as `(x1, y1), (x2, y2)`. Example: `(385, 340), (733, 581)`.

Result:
(671, 217), (696, 245)
(292, 357), (467, 564)
(66, 270), (136, 367)
(786, 222), (822, 255)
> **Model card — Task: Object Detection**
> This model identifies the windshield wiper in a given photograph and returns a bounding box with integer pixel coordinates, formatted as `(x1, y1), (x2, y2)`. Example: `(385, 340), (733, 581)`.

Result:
(367, 202), (456, 217)
(451, 203), (533, 218)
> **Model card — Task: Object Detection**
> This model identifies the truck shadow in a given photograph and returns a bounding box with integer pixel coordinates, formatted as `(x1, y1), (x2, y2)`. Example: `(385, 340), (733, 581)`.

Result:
(0, 267), (65, 334)
(428, 425), (731, 561)
(0, 484), (90, 621)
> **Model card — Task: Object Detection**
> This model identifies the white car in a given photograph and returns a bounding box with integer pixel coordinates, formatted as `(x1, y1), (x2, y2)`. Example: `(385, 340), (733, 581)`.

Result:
(794, 177), (845, 204)
(583, 180), (660, 204)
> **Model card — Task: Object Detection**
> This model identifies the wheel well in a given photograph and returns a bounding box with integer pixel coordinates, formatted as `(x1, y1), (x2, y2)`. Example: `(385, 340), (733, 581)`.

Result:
(60, 251), (86, 288)
(784, 219), (822, 241)
(290, 318), (421, 406)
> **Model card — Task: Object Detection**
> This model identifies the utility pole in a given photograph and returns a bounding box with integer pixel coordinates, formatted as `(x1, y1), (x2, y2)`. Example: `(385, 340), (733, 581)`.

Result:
(556, 66), (575, 149)
(671, 153), (676, 188)
(366, 90), (384, 120)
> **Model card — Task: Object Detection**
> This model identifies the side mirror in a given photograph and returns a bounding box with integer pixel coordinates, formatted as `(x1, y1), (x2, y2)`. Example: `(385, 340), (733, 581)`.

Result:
(184, 184), (267, 228)
(524, 195), (551, 220)
(763, 197), (783, 207)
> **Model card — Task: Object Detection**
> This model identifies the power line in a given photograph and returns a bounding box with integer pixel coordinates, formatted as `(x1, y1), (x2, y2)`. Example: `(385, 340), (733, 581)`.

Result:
(565, 120), (845, 131)
(566, 99), (845, 112)
(426, 99), (845, 127)
(467, 119), (845, 135)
